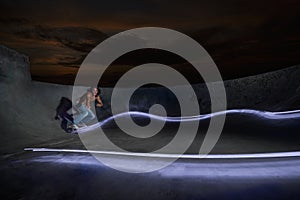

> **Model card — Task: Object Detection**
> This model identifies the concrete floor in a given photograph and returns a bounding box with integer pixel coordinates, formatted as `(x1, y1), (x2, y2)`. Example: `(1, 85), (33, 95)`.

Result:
(0, 113), (300, 199)
(1, 46), (300, 199)
(2, 150), (300, 200)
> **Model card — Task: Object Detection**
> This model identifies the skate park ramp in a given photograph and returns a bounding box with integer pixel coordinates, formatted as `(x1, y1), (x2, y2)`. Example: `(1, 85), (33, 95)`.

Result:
(1, 45), (300, 199)
(1, 45), (300, 154)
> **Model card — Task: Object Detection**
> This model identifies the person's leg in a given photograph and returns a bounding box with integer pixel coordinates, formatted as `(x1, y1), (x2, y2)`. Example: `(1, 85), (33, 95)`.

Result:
(61, 112), (74, 124)
(82, 108), (96, 124)
(61, 118), (68, 131)
(74, 104), (89, 124)
(58, 111), (73, 131)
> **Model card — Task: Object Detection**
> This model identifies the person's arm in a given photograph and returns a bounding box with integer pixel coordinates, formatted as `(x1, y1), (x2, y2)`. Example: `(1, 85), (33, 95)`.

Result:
(86, 92), (93, 109)
(96, 95), (103, 107)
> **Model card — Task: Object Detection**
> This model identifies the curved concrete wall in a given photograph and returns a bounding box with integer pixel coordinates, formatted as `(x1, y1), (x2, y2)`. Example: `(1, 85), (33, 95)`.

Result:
(1, 45), (300, 153)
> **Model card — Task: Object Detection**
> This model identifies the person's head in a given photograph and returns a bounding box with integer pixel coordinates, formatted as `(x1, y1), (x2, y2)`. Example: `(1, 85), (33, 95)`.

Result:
(89, 87), (100, 96)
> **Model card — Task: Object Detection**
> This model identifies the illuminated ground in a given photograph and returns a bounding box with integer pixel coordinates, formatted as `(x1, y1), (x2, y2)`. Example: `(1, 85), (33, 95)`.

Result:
(2, 149), (300, 199)
(1, 46), (300, 199)
(1, 111), (300, 198)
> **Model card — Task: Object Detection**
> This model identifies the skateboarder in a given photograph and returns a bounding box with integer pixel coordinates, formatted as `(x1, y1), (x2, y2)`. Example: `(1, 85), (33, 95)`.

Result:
(54, 97), (74, 133)
(73, 87), (103, 127)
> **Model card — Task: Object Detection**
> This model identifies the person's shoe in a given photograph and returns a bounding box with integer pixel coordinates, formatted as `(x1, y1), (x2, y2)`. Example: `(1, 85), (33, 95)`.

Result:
(72, 124), (79, 129)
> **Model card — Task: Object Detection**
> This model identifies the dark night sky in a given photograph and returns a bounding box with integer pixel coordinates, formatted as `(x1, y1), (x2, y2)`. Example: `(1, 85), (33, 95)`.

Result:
(0, 0), (300, 85)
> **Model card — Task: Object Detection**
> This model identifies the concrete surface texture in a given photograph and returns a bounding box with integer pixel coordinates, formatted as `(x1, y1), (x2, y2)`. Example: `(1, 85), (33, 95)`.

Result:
(1, 45), (300, 153)
(1, 45), (300, 199)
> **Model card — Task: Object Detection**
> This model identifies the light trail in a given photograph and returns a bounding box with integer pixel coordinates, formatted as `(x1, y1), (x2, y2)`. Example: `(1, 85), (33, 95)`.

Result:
(24, 148), (300, 159)
(24, 109), (300, 163)
(75, 109), (300, 134)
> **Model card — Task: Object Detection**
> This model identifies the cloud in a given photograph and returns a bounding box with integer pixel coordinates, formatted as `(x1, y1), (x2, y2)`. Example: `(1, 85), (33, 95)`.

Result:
(0, 19), (108, 69)
(0, 0), (299, 85)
